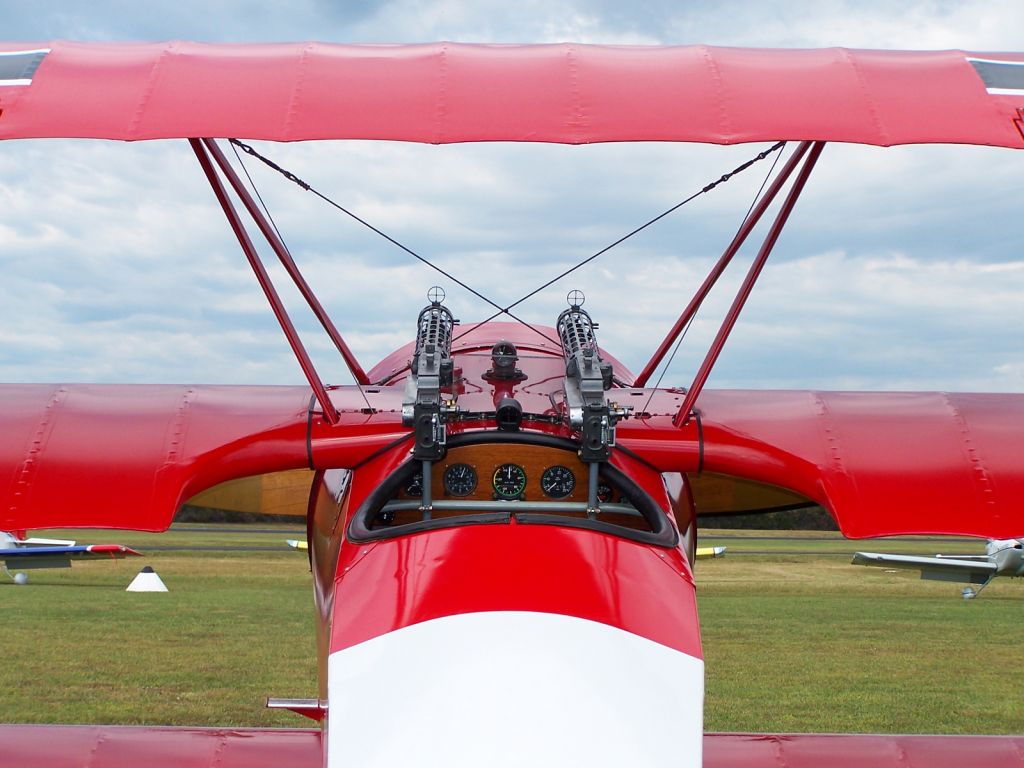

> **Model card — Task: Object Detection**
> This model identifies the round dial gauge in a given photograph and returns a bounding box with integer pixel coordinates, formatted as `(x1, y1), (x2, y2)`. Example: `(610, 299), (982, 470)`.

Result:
(596, 483), (614, 503)
(541, 465), (576, 499)
(404, 471), (423, 497)
(492, 463), (527, 500)
(443, 464), (477, 497)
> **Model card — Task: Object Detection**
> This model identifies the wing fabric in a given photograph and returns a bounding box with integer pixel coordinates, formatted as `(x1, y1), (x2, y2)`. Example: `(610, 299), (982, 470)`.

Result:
(0, 42), (1022, 147)
(0, 543), (139, 569)
(0, 384), (407, 532)
(3, 725), (1024, 768)
(852, 552), (997, 584)
(0, 725), (323, 768)
(618, 390), (1024, 539)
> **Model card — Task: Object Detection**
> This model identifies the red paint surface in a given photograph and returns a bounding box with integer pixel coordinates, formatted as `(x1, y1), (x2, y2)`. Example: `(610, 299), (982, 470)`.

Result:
(4, 323), (1024, 540)
(0, 725), (323, 768)
(618, 390), (1024, 539)
(1, 43), (1023, 147)
(0, 384), (406, 532)
(329, 522), (702, 658)
(6, 725), (1024, 767)
(83, 545), (140, 558)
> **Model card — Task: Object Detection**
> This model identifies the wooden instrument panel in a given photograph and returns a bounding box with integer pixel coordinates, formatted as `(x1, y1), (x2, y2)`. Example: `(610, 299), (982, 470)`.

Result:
(398, 442), (620, 504)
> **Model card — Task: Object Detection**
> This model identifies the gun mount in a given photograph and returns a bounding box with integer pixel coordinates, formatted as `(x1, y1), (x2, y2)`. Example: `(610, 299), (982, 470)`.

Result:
(402, 287), (458, 462)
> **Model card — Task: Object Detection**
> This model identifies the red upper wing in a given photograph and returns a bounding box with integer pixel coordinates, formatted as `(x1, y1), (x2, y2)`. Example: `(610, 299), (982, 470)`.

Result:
(0, 42), (1022, 147)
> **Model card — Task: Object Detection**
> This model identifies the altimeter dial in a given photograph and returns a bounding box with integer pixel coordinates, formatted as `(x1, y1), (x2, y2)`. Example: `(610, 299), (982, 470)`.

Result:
(492, 463), (527, 500)
(443, 464), (478, 497)
(541, 465), (576, 499)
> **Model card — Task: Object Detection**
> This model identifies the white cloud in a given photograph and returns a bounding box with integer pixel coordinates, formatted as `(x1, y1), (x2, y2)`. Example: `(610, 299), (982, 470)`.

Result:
(0, 4), (1021, 393)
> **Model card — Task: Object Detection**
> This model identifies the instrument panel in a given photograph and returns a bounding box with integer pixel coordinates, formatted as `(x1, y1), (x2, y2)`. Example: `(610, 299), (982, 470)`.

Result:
(398, 442), (623, 505)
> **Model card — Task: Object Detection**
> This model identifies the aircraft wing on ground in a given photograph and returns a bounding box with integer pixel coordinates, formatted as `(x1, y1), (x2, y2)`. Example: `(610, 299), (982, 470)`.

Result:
(852, 551), (998, 584)
(0, 543), (139, 570)
(695, 546), (726, 559)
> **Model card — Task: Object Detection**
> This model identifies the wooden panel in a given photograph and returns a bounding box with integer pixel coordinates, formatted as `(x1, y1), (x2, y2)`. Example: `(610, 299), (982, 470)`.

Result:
(385, 442), (649, 530)
(186, 469), (314, 516)
(437, 443), (588, 502)
(687, 472), (810, 515)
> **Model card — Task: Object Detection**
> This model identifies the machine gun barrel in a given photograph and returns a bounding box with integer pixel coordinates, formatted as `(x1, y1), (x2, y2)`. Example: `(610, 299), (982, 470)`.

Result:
(556, 302), (618, 463)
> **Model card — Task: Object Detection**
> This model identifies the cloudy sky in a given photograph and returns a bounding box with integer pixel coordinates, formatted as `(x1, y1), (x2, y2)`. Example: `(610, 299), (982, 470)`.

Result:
(1, 1), (1021, 393)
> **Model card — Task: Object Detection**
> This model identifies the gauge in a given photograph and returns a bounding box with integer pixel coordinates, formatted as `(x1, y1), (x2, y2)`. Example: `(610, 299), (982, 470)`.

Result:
(492, 463), (527, 500)
(541, 465), (576, 499)
(443, 463), (477, 497)
(404, 471), (423, 497)
(596, 483), (614, 503)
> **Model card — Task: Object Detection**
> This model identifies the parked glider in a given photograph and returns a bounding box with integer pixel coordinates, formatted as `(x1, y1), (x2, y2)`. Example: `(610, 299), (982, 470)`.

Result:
(0, 531), (139, 585)
(854, 539), (1024, 599)
(2, 42), (1024, 768)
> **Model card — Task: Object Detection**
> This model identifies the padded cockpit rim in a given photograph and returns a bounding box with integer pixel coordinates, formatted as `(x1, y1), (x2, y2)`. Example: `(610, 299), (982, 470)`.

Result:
(347, 432), (678, 547)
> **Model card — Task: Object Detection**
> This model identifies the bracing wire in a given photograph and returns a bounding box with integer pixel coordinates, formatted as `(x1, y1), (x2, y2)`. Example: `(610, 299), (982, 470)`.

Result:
(229, 139), (559, 346)
(455, 141), (787, 341)
(638, 142), (790, 416)
(228, 141), (374, 411)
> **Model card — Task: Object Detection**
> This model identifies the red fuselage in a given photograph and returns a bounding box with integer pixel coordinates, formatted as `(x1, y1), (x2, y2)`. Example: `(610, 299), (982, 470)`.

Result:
(306, 322), (705, 766)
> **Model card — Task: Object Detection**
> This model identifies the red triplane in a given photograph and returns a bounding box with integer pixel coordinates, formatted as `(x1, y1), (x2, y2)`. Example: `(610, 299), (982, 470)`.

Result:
(2, 42), (1024, 767)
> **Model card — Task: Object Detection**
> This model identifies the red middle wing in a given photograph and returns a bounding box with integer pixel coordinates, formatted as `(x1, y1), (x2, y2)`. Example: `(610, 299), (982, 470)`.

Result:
(0, 383), (406, 532)
(619, 390), (1024, 539)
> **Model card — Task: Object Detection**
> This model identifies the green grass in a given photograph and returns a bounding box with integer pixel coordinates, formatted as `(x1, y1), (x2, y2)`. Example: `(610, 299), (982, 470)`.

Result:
(697, 531), (1024, 734)
(1, 525), (316, 727)
(2, 525), (1021, 733)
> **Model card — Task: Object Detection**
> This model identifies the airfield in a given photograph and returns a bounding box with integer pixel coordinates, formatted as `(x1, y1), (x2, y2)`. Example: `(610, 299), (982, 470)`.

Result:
(2, 525), (1021, 734)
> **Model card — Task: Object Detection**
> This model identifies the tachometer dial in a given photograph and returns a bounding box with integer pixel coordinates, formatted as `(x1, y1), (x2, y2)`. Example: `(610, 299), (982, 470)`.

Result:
(443, 464), (477, 497)
(541, 465), (576, 499)
(492, 463), (527, 500)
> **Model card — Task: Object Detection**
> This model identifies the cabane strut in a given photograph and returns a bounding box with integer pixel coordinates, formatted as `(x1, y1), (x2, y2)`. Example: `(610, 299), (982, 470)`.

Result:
(190, 138), (374, 424)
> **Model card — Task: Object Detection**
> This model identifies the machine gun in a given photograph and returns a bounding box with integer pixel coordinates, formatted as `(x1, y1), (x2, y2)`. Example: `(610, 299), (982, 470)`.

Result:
(402, 288), (457, 463)
(556, 292), (631, 513)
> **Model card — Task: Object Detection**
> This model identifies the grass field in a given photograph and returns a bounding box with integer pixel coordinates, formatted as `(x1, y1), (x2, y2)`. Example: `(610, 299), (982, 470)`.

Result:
(2, 525), (1021, 733)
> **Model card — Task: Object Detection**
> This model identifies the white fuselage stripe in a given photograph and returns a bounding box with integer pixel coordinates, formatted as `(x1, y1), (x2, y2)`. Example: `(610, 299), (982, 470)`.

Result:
(327, 611), (703, 768)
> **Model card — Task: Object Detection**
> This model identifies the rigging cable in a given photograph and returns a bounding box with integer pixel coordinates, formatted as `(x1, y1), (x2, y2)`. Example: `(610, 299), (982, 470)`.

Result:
(456, 141), (787, 340)
(229, 140), (374, 413)
(638, 141), (789, 417)
(228, 139), (559, 346)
